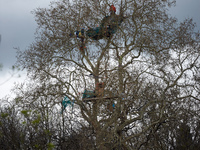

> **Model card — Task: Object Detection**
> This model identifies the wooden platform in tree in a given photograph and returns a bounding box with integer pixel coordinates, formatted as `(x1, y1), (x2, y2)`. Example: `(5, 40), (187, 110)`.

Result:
(83, 96), (118, 102)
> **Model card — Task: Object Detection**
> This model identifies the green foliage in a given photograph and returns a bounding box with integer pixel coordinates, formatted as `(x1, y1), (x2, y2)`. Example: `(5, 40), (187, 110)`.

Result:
(32, 115), (41, 125)
(11, 65), (20, 72)
(21, 110), (31, 117)
(15, 97), (22, 104)
(1, 113), (9, 118)
(44, 129), (51, 135)
(47, 143), (55, 150)
(35, 144), (39, 149)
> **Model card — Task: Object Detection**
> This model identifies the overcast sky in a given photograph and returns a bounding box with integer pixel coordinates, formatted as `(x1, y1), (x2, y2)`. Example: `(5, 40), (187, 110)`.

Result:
(0, 0), (200, 99)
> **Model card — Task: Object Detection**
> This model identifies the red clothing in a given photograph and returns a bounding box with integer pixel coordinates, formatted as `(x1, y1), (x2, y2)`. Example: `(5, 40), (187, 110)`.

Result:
(110, 5), (116, 12)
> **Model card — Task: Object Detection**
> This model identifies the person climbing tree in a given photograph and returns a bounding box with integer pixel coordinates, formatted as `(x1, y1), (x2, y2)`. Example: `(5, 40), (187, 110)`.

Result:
(86, 4), (124, 40)
(75, 28), (86, 51)
(71, 5), (124, 42)
(109, 4), (116, 15)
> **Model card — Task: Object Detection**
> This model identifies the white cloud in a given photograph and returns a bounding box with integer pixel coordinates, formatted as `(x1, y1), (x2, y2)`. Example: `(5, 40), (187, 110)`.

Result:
(0, 70), (26, 99)
(0, 0), (53, 100)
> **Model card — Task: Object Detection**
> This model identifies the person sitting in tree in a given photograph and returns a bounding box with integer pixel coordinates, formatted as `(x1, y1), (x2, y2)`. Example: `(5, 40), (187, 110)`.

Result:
(73, 4), (124, 41)
(110, 4), (116, 15)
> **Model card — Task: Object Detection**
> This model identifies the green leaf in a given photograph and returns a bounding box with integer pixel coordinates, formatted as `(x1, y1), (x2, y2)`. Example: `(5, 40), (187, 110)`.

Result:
(47, 143), (55, 150)
(1, 113), (9, 118)
(21, 110), (30, 117)
(32, 117), (41, 125)
(35, 144), (39, 148)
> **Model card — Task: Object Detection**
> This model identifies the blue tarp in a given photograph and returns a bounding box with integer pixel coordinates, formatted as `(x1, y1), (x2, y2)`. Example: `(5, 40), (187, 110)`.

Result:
(86, 15), (123, 40)
(82, 89), (96, 99)
(60, 96), (74, 113)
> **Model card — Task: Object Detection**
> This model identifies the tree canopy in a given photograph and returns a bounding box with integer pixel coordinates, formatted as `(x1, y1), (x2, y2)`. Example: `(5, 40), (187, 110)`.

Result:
(1, 0), (200, 149)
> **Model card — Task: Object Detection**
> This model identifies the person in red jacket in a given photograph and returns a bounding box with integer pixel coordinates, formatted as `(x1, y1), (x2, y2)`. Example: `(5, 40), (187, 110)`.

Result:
(110, 4), (116, 15)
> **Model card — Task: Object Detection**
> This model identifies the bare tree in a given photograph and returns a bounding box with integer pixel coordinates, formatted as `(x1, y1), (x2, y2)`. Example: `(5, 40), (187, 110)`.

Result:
(14, 0), (200, 149)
